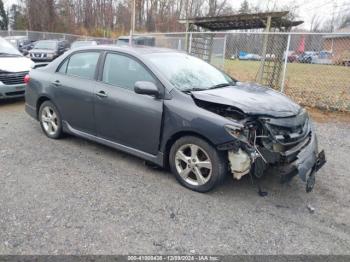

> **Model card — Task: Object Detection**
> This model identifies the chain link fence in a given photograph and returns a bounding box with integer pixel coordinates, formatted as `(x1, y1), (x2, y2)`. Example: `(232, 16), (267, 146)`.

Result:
(1, 30), (349, 112)
(0, 30), (115, 44)
(224, 32), (350, 112)
(135, 31), (350, 112)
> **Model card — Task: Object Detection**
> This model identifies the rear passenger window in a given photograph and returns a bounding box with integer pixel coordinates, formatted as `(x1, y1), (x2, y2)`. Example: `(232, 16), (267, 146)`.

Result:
(102, 53), (155, 90)
(66, 52), (100, 79)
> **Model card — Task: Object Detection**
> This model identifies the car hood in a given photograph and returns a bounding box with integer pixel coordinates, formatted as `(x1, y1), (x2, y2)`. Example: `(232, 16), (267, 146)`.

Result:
(0, 57), (34, 72)
(191, 82), (301, 117)
(30, 49), (55, 53)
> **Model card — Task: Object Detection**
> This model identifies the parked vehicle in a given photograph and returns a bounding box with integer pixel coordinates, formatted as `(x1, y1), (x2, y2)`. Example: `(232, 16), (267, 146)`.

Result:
(4, 36), (34, 55)
(116, 36), (155, 47)
(71, 40), (98, 49)
(25, 46), (326, 193)
(238, 51), (261, 61)
(29, 40), (70, 62)
(0, 37), (34, 99)
(298, 51), (318, 63)
(312, 51), (333, 65)
(286, 51), (299, 63)
(298, 51), (333, 65)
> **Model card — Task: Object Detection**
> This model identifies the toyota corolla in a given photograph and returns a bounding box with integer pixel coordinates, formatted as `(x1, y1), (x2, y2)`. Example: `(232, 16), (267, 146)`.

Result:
(25, 46), (326, 193)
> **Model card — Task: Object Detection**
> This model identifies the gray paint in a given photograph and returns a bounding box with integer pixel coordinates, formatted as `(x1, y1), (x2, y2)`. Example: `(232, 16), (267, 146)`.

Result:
(25, 46), (324, 185)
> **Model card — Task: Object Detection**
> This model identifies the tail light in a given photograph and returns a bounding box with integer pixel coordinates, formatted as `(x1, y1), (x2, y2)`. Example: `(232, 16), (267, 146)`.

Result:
(24, 74), (30, 85)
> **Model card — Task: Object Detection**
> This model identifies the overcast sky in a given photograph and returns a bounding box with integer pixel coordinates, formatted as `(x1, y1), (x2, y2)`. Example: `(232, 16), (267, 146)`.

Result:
(229, 0), (350, 29)
(3, 0), (350, 30)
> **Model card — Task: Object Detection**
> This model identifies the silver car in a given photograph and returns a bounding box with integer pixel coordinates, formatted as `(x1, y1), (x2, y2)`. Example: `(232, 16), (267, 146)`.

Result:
(0, 37), (34, 99)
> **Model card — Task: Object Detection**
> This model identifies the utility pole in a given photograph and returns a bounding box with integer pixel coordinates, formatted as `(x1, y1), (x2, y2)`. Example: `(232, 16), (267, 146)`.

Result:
(330, 2), (337, 32)
(330, 2), (337, 52)
(130, 0), (136, 46)
(185, 0), (190, 52)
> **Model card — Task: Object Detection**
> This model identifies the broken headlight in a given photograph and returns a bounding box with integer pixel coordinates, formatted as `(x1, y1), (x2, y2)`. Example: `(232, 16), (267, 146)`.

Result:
(224, 124), (249, 144)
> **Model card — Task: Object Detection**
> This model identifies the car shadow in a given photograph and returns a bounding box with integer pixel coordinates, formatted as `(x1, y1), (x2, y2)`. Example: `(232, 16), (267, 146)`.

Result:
(0, 97), (25, 107)
(63, 133), (307, 203)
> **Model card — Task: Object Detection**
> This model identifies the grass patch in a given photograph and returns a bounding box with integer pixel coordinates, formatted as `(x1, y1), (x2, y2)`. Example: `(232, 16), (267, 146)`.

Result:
(224, 60), (350, 112)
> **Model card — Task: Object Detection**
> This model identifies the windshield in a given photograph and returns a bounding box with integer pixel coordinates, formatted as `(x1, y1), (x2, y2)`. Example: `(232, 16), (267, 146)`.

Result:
(0, 37), (22, 56)
(71, 41), (97, 48)
(146, 53), (234, 91)
(34, 41), (57, 50)
(116, 39), (129, 46)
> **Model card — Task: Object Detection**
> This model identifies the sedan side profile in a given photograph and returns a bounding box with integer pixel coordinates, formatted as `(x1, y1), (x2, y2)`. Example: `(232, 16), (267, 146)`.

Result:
(25, 46), (325, 193)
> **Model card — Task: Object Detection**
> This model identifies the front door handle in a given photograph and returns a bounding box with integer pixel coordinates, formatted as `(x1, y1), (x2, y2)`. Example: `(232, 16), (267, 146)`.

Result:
(52, 80), (61, 87)
(96, 90), (108, 98)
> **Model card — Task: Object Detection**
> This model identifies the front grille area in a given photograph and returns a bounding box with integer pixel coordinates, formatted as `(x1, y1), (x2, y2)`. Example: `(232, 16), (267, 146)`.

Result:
(5, 91), (25, 96)
(32, 53), (47, 58)
(0, 71), (28, 85)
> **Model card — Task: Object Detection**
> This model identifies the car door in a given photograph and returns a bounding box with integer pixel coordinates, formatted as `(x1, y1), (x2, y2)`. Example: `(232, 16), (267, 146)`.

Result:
(52, 51), (101, 134)
(94, 52), (163, 155)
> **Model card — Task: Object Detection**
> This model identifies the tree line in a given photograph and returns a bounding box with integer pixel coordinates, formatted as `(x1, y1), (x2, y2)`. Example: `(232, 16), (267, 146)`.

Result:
(2, 0), (350, 37)
(5, 0), (236, 37)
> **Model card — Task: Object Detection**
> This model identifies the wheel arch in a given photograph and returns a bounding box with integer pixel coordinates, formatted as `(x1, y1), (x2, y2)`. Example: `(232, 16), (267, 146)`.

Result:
(162, 130), (216, 169)
(36, 95), (52, 118)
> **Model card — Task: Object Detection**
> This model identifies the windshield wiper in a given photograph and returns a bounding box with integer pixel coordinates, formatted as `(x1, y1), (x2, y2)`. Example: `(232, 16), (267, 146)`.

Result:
(182, 87), (208, 93)
(208, 82), (235, 90)
(182, 82), (236, 93)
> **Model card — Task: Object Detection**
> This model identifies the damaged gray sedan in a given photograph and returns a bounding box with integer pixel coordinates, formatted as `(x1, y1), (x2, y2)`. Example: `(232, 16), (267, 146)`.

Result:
(25, 46), (326, 193)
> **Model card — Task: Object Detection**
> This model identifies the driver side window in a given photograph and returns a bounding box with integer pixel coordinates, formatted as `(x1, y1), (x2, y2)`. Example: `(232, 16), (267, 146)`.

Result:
(102, 53), (155, 91)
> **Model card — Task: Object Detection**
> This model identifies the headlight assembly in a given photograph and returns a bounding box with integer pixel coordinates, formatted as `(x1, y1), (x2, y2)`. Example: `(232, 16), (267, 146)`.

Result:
(224, 124), (249, 143)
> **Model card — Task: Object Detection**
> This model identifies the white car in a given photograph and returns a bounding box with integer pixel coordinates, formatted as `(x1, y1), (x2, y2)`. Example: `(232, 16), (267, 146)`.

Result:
(0, 37), (34, 100)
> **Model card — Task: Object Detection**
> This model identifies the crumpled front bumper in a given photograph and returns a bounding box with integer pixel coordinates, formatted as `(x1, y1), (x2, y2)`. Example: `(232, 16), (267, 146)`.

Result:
(292, 131), (326, 192)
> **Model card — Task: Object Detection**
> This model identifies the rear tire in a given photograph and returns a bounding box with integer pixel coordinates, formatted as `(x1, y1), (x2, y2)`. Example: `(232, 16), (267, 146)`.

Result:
(39, 101), (63, 139)
(169, 136), (227, 192)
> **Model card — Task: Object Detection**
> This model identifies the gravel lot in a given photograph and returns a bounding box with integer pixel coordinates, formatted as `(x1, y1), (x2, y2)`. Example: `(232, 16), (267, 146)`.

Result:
(0, 99), (349, 255)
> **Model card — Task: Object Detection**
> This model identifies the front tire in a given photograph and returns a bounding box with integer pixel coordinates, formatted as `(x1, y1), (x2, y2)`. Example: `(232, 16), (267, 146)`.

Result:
(39, 101), (63, 139)
(169, 136), (227, 192)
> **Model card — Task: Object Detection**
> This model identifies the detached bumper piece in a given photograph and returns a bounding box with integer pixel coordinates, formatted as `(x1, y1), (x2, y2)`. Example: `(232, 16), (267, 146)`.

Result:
(280, 132), (326, 192)
(306, 150), (326, 192)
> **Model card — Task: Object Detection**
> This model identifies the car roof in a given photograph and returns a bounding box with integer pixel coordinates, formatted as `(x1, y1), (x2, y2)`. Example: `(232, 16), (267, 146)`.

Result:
(118, 36), (155, 40)
(36, 39), (65, 43)
(72, 45), (183, 57)
(73, 40), (97, 42)
(4, 35), (28, 39)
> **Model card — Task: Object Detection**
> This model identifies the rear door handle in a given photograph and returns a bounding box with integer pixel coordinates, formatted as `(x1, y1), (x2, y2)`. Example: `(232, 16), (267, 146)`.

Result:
(52, 80), (61, 87)
(96, 90), (108, 98)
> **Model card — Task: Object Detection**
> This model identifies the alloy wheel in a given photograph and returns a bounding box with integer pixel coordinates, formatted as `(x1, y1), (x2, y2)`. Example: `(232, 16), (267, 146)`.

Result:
(41, 106), (59, 136)
(175, 144), (213, 186)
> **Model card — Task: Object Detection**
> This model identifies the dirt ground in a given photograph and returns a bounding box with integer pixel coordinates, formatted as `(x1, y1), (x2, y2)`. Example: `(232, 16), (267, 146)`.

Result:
(0, 99), (349, 255)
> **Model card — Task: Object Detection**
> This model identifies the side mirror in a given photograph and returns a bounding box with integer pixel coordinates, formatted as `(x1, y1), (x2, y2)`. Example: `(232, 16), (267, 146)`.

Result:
(134, 81), (160, 98)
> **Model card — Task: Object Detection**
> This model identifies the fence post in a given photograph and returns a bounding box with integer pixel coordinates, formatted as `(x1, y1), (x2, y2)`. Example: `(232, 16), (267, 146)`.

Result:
(280, 33), (291, 93)
(222, 34), (227, 70)
(188, 32), (192, 54)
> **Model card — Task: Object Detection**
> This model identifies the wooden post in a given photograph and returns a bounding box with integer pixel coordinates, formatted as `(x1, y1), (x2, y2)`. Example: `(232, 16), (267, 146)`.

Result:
(280, 33), (291, 93)
(257, 16), (272, 83)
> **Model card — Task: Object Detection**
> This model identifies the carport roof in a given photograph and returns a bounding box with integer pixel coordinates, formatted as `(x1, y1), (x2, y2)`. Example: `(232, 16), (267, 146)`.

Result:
(179, 11), (303, 31)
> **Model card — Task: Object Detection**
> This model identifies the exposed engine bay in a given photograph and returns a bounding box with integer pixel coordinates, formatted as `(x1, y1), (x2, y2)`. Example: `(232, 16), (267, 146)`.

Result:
(195, 100), (326, 192)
